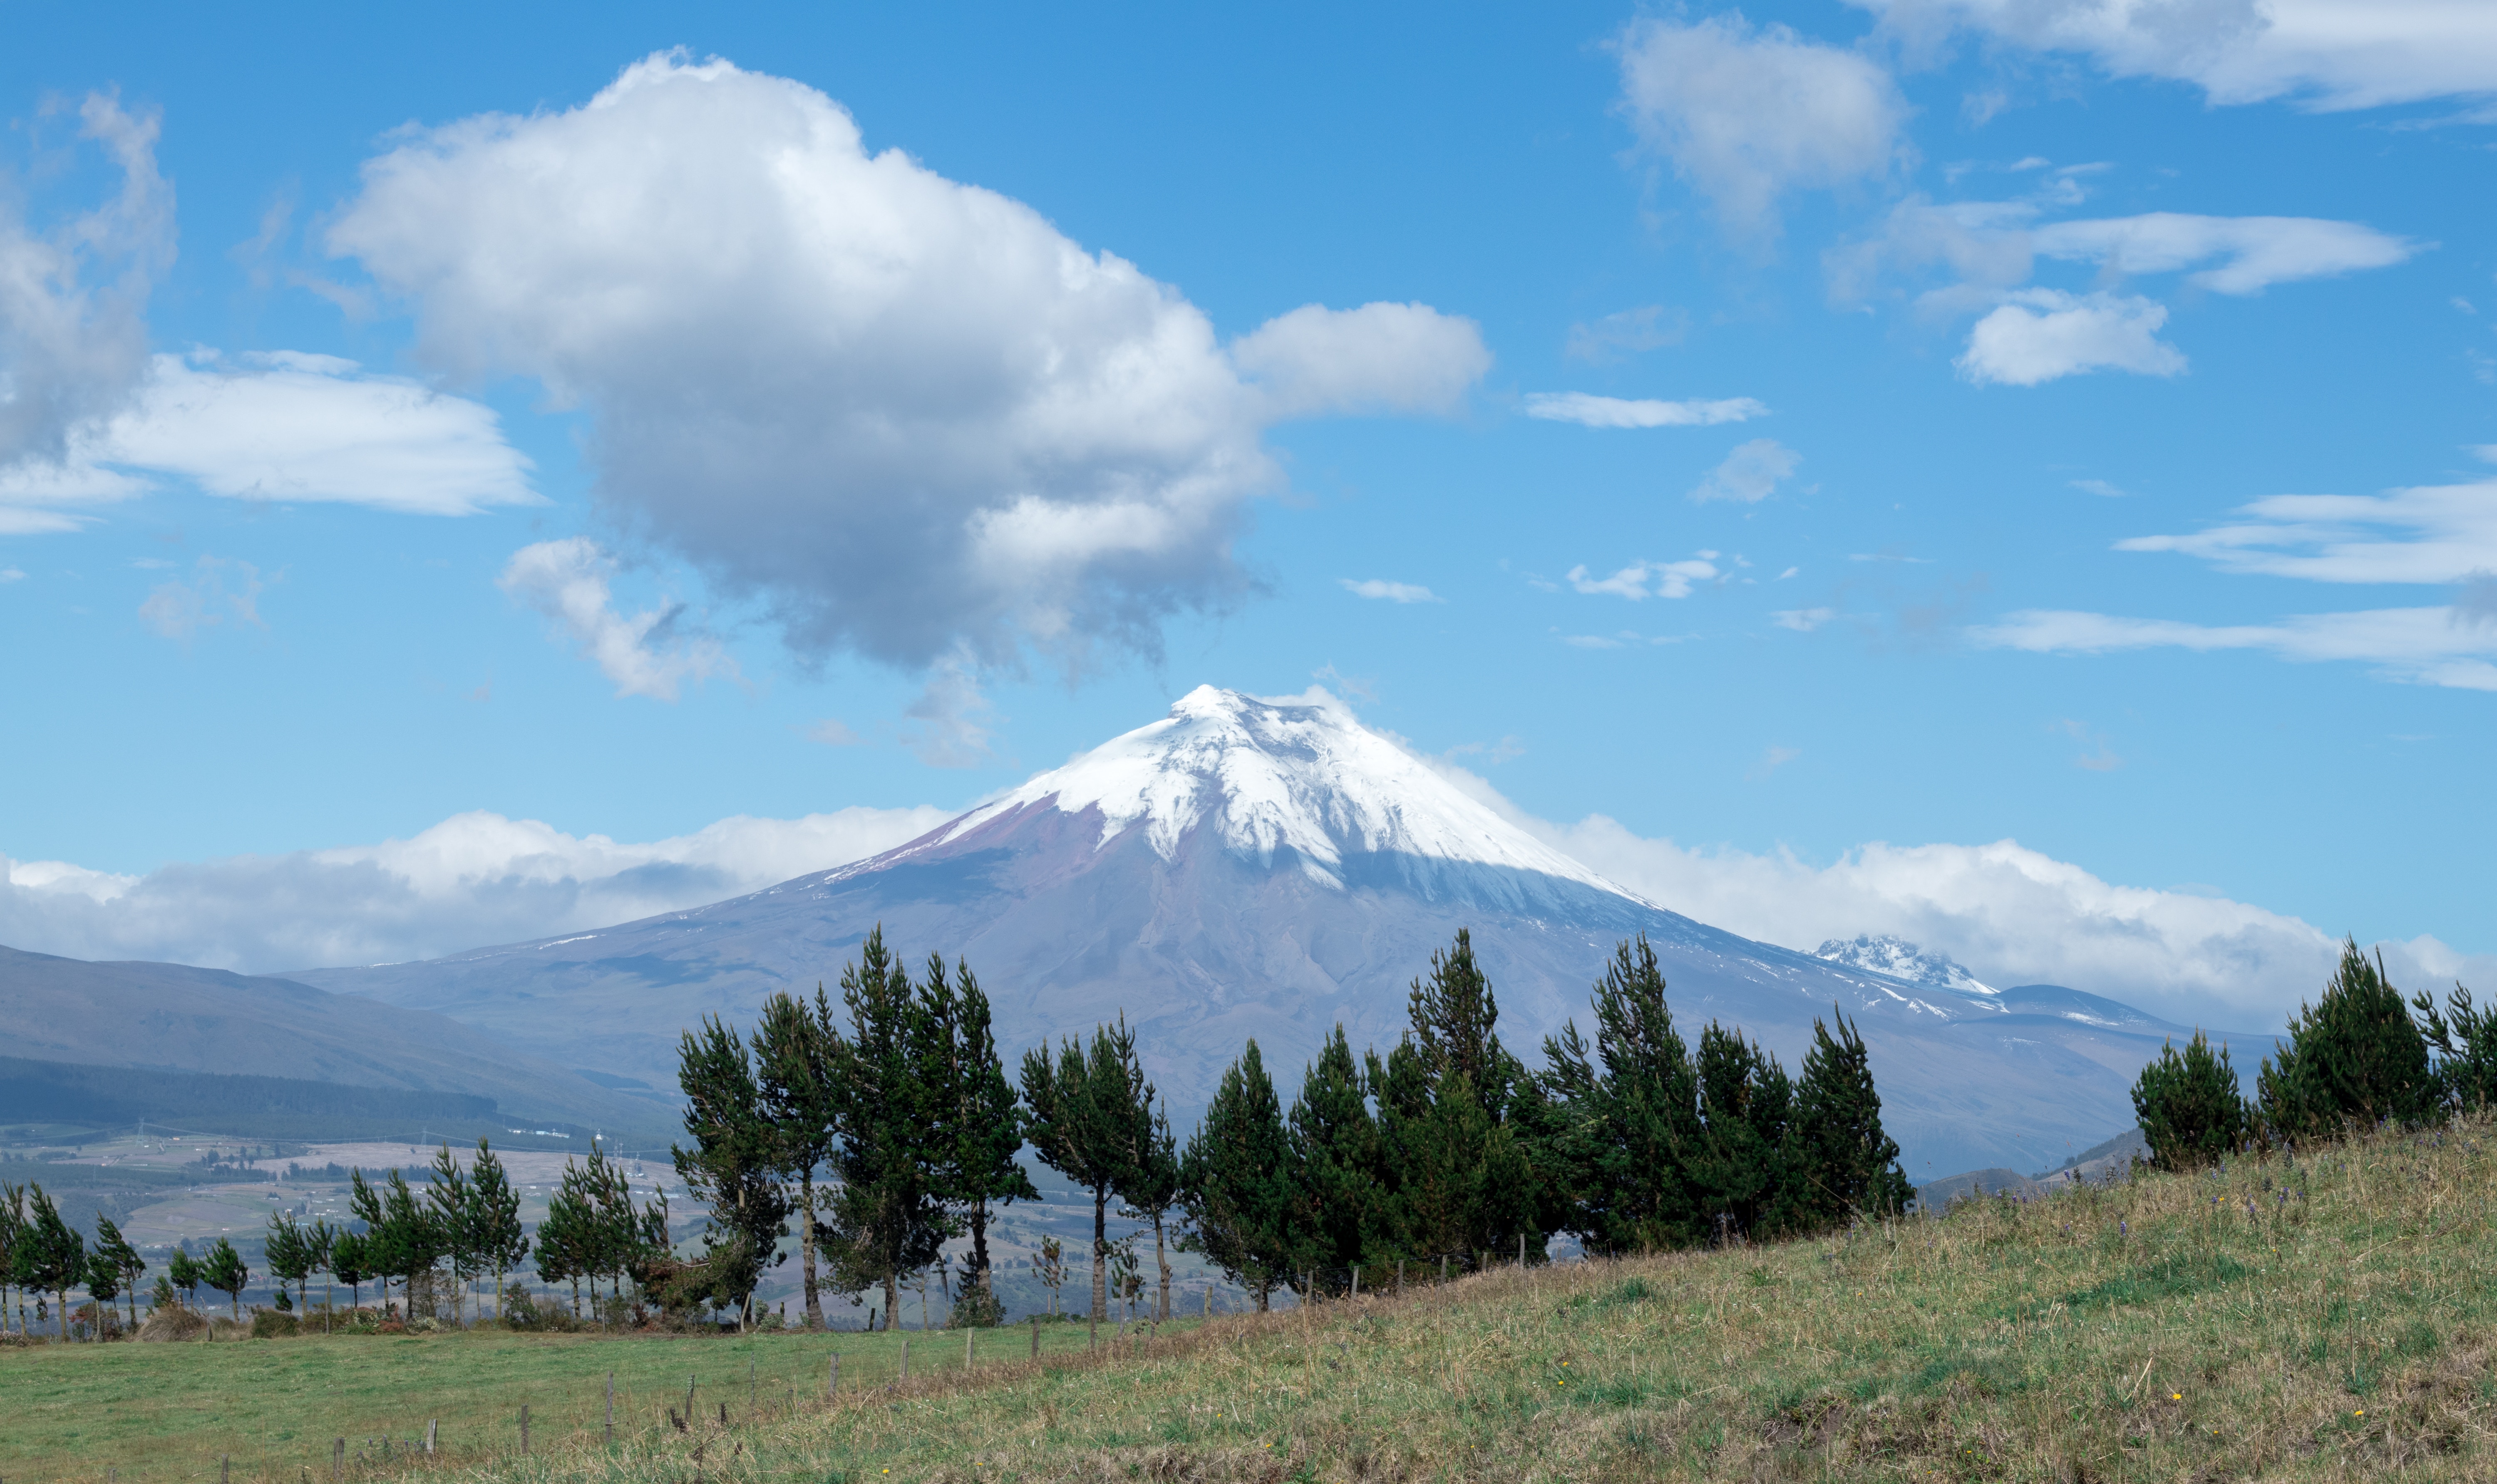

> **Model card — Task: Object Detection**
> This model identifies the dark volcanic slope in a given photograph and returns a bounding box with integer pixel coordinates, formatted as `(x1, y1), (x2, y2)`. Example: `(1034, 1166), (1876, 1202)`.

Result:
(0, 943), (670, 1135)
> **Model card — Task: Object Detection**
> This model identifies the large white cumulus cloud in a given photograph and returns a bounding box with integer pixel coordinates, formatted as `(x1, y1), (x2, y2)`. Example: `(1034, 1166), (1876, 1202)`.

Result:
(327, 53), (1487, 674)
(1, 805), (948, 973)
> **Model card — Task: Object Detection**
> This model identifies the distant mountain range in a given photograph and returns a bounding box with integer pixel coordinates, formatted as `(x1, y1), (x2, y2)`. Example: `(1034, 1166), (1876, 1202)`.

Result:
(276, 687), (2274, 1176)
(0, 944), (675, 1144)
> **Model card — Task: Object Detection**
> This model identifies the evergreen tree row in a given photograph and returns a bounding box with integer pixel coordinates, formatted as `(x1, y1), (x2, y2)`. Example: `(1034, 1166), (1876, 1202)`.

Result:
(1181, 932), (1914, 1303)
(2132, 938), (2497, 1169)
(674, 925), (1915, 1325)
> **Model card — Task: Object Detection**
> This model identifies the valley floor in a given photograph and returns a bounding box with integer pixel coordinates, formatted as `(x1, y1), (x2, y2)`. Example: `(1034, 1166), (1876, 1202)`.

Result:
(11, 1115), (2497, 1481)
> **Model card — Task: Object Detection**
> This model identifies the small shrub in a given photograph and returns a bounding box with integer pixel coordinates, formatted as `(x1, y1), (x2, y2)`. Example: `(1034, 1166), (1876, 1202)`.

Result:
(2132, 1031), (2248, 1169)
(251, 1309), (300, 1339)
(138, 1306), (207, 1343)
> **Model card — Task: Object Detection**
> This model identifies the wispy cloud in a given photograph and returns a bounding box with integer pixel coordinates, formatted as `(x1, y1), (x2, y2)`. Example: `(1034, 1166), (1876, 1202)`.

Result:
(1772, 606), (1836, 631)
(1523, 392), (1767, 428)
(1567, 554), (1720, 599)
(1563, 305), (1688, 363)
(498, 538), (737, 702)
(139, 556), (271, 641)
(1972, 604), (2497, 692)
(1338, 578), (1442, 603)
(2117, 479), (2497, 585)
(1690, 439), (1801, 503)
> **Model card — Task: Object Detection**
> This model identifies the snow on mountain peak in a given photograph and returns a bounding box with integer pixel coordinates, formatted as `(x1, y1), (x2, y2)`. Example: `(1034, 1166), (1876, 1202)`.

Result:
(1812, 934), (1998, 997)
(934, 685), (1635, 898)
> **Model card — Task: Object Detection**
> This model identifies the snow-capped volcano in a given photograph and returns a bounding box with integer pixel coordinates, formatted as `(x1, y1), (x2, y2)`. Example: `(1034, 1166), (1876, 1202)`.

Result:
(889, 686), (1633, 904)
(293, 684), (2222, 1178)
(1813, 934), (2000, 1000)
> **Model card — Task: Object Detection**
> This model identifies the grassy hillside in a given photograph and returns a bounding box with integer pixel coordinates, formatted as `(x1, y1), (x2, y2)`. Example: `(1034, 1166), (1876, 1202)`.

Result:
(10, 1115), (2497, 1481)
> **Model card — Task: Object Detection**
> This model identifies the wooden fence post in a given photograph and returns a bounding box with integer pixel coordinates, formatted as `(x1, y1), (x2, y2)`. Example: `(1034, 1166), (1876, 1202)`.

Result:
(1030, 1315), (1040, 1358)
(901, 1336), (910, 1381)
(426, 1418), (437, 1454)
(1441, 1256), (1447, 1284)
(520, 1404), (529, 1457)
(221, 1457), (229, 1484)
(1203, 1286), (1211, 1318)
(332, 1438), (343, 1484)
(965, 1325), (974, 1370)
(605, 1372), (614, 1445)
(685, 1375), (696, 1428)
(750, 1358), (756, 1412)
(1351, 1267), (1359, 1300)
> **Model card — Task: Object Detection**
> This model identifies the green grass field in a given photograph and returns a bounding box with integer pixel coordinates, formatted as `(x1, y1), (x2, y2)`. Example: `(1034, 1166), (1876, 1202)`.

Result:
(12, 1115), (2497, 1481)
(0, 1315), (1155, 1483)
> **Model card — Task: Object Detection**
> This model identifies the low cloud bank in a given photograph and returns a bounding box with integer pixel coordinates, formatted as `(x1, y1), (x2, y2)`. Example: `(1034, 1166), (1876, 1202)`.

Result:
(2, 806), (947, 974)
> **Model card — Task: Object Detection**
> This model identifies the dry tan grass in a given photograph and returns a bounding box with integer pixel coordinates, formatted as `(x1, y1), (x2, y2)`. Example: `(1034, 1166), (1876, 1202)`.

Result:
(471, 1118), (2497, 1482)
(20, 1116), (2497, 1482)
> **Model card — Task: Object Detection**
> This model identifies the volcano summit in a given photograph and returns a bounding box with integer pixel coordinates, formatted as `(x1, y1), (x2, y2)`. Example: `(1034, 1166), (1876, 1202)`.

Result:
(295, 686), (2230, 1175)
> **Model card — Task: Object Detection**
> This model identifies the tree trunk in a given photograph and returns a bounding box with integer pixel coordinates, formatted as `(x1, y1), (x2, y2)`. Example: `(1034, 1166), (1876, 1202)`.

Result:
(1152, 1215), (1171, 1322)
(800, 1173), (822, 1330)
(1089, 1183), (1108, 1321)
(884, 1267), (900, 1333)
(969, 1195), (991, 1299)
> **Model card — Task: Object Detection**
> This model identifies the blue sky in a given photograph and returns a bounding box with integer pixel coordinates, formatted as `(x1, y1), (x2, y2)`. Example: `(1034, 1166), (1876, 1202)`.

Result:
(2, 0), (2491, 1024)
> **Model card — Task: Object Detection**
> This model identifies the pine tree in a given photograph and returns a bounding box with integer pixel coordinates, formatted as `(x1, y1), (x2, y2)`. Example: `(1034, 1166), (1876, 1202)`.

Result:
(2131, 1030), (2250, 1171)
(305, 1221), (336, 1331)
(92, 1215), (144, 1334)
(673, 1015), (792, 1330)
(202, 1236), (249, 1321)
(1690, 1023), (1793, 1243)
(1540, 936), (1705, 1254)
(382, 1170), (441, 1315)
(264, 1211), (313, 1315)
(2257, 938), (2437, 1142)
(0, 1183), (23, 1338)
(1287, 1025), (1380, 1285)
(1373, 931), (1541, 1267)
(167, 1246), (203, 1311)
(536, 1166), (591, 1318)
(1022, 1015), (1146, 1323)
(1179, 1040), (1297, 1308)
(827, 928), (951, 1330)
(922, 955), (1037, 1322)
(82, 1246), (120, 1334)
(467, 1139), (529, 1321)
(1786, 1010), (1914, 1225)
(1121, 1099), (1184, 1321)
(2413, 981), (2497, 1114)
(21, 1187), (86, 1340)
(753, 984), (846, 1329)
(328, 1231), (370, 1315)
(425, 1142), (474, 1324)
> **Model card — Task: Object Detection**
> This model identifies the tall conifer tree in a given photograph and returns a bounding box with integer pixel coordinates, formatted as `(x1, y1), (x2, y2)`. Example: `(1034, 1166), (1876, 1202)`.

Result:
(922, 954), (1036, 1318)
(753, 985), (846, 1328)
(827, 928), (951, 1329)
(1785, 1010), (1914, 1225)
(1287, 1025), (1380, 1283)
(1179, 1040), (1296, 1308)
(1021, 1015), (1145, 1323)
(673, 1015), (791, 1328)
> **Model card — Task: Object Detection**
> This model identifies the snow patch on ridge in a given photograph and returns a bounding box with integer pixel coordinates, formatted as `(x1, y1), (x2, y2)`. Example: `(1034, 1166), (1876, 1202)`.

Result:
(931, 685), (1641, 900)
(1813, 933), (2001, 1000)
